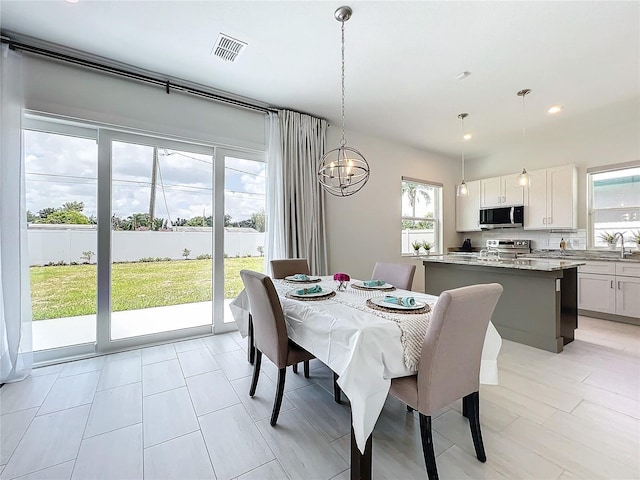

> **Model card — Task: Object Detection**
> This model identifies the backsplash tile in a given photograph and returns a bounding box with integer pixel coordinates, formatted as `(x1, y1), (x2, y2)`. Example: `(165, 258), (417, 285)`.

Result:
(462, 229), (587, 251)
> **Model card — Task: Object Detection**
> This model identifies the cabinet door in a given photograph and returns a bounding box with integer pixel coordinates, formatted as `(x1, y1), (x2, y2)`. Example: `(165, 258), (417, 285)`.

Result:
(578, 273), (616, 314)
(524, 169), (548, 229)
(616, 276), (640, 318)
(501, 173), (525, 206)
(456, 180), (481, 232)
(480, 177), (502, 207)
(547, 165), (577, 229)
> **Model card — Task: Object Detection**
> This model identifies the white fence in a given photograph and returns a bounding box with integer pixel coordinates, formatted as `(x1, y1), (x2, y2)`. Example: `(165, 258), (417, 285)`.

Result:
(401, 229), (437, 254)
(28, 229), (264, 265)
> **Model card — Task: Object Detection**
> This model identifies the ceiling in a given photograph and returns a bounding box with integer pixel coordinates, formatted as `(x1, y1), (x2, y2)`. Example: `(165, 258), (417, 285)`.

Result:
(1, 1), (639, 160)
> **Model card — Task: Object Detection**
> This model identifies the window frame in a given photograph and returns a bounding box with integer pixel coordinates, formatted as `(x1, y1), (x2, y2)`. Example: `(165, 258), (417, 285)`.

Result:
(587, 162), (640, 249)
(401, 176), (443, 255)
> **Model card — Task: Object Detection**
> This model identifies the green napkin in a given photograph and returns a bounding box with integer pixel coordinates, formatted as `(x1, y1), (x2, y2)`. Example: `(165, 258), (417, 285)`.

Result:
(384, 295), (416, 307)
(297, 285), (323, 295)
(293, 273), (310, 280)
(363, 279), (385, 287)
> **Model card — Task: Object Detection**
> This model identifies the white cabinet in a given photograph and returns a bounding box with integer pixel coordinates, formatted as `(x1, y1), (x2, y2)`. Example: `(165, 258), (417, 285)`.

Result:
(578, 272), (616, 314)
(480, 173), (523, 208)
(578, 261), (640, 318)
(455, 180), (481, 232)
(524, 165), (577, 230)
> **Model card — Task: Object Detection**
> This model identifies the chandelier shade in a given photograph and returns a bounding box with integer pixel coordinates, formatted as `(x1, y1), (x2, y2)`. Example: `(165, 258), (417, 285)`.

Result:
(317, 5), (370, 197)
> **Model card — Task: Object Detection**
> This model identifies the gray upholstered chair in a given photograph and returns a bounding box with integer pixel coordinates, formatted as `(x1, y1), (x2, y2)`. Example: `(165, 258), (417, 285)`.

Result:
(270, 258), (311, 279)
(371, 262), (417, 290)
(240, 269), (315, 426)
(389, 283), (503, 480)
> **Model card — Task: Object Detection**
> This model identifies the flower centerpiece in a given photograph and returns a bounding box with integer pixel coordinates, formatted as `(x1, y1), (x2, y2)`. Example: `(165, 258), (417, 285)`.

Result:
(411, 240), (421, 255)
(333, 272), (350, 291)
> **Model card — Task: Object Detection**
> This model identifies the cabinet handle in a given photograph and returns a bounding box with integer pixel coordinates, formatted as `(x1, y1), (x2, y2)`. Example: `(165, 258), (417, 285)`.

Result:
(618, 281), (621, 290)
(502, 196), (506, 203)
(548, 216), (552, 224)
(611, 280), (614, 289)
(543, 217), (546, 224)
(497, 196), (501, 204)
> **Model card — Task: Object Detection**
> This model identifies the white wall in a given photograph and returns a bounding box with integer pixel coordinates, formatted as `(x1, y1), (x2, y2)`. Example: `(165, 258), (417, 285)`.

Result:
(28, 230), (264, 265)
(324, 128), (459, 293)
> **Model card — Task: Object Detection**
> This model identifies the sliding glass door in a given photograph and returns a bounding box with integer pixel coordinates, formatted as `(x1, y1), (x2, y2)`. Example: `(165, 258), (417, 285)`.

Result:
(98, 131), (215, 351)
(26, 116), (266, 362)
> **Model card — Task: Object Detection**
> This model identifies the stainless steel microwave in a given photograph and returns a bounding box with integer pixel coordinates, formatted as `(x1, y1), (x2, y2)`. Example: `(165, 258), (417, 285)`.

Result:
(479, 206), (524, 229)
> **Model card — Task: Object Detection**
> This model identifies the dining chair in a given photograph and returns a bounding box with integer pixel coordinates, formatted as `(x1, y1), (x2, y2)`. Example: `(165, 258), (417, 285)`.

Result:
(371, 262), (416, 290)
(270, 258), (311, 279)
(389, 283), (503, 480)
(240, 269), (315, 426)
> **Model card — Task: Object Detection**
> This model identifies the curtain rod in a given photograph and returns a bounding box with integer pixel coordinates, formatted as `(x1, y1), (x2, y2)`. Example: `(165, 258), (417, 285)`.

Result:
(1, 36), (277, 115)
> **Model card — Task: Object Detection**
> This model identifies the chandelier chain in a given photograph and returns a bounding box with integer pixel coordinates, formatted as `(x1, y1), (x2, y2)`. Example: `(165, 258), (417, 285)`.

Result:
(460, 115), (465, 179)
(340, 18), (346, 147)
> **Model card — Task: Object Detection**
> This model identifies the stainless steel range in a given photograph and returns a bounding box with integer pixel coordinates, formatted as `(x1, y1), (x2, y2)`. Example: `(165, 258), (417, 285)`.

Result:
(485, 239), (531, 258)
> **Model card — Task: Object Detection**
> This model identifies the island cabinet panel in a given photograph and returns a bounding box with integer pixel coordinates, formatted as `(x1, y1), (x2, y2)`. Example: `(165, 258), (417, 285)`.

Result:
(524, 165), (577, 230)
(423, 260), (579, 353)
(455, 180), (481, 232)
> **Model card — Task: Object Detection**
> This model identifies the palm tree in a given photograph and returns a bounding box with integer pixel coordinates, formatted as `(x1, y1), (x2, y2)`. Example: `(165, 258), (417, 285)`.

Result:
(402, 182), (431, 218)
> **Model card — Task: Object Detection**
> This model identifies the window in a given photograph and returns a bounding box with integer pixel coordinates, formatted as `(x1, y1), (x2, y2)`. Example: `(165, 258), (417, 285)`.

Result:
(588, 165), (640, 248)
(401, 177), (442, 255)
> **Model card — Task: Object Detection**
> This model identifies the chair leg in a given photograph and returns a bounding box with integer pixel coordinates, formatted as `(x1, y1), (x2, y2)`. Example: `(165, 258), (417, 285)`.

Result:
(303, 360), (310, 378)
(247, 315), (255, 365)
(292, 363), (298, 374)
(462, 393), (471, 419)
(270, 367), (286, 426)
(249, 350), (262, 397)
(465, 391), (486, 462)
(418, 414), (439, 480)
(333, 371), (341, 404)
(407, 405), (415, 413)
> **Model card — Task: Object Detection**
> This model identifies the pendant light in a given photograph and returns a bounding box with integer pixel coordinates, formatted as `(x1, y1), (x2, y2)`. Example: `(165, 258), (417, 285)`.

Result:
(317, 6), (370, 197)
(517, 88), (531, 188)
(456, 113), (469, 197)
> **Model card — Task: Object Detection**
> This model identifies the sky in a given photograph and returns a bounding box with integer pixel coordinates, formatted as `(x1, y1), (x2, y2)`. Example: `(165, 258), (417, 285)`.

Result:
(24, 130), (265, 224)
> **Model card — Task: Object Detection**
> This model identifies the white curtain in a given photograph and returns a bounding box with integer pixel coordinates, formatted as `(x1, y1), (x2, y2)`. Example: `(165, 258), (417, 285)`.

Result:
(278, 109), (329, 275)
(264, 112), (285, 273)
(0, 44), (33, 383)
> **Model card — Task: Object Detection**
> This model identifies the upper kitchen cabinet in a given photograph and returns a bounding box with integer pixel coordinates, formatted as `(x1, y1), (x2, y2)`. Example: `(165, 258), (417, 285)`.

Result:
(480, 173), (524, 208)
(456, 179), (481, 232)
(525, 164), (577, 230)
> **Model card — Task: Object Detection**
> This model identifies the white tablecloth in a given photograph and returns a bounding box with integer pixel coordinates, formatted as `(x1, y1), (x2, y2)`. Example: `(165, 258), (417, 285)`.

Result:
(231, 276), (502, 453)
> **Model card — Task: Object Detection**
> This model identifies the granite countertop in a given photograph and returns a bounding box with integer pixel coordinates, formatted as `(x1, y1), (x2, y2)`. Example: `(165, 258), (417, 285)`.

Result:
(525, 250), (640, 263)
(422, 255), (586, 272)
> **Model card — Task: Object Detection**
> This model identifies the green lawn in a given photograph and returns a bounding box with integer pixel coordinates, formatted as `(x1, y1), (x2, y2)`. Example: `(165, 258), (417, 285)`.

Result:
(30, 257), (264, 320)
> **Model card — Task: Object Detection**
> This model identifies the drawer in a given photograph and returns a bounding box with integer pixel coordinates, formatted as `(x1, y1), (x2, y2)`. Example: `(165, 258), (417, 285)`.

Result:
(616, 262), (640, 278)
(578, 261), (616, 275)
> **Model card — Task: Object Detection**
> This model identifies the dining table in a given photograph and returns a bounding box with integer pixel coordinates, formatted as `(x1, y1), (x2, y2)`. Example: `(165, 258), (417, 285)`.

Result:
(230, 275), (502, 480)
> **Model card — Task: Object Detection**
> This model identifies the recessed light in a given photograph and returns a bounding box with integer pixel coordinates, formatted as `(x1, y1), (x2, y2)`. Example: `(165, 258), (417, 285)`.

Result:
(548, 105), (563, 114)
(65, 0), (79, 3)
(456, 71), (471, 80)
(463, 133), (472, 141)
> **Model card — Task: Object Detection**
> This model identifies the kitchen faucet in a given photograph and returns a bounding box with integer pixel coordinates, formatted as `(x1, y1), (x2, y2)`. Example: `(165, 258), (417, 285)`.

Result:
(613, 232), (630, 259)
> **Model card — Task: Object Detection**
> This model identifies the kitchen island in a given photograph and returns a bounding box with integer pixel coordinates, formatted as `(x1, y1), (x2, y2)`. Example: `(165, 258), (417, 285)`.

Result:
(423, 256), (585, 353)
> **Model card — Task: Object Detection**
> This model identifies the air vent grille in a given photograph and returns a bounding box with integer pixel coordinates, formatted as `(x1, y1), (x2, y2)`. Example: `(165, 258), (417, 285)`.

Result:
(212, 34), (247, 62)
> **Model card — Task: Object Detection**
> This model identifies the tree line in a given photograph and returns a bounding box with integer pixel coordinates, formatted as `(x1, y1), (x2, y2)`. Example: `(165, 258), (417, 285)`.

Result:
(27, 202), (266, 233)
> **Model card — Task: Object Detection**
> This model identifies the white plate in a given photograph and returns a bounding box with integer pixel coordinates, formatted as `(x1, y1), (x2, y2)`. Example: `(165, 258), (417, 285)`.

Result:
(370, 296), (426, 310)
(284, 275), (322, 282)
(353, 280), (394, 290)
(287, 288), (334, 299)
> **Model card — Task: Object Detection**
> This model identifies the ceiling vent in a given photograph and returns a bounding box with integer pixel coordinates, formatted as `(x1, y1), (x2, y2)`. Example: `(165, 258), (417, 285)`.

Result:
(212, 34), (247, 62)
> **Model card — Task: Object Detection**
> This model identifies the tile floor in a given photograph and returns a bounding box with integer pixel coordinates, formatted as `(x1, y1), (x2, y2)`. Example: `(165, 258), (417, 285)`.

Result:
(1, 316), (639, 479)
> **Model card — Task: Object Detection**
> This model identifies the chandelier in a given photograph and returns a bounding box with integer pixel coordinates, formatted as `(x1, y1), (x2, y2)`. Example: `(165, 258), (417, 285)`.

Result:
(456, 113), (469, 197)
(317, 6), (370, 197)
